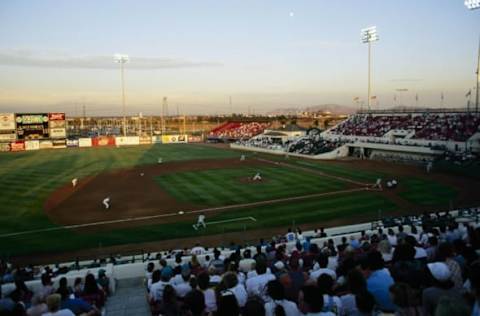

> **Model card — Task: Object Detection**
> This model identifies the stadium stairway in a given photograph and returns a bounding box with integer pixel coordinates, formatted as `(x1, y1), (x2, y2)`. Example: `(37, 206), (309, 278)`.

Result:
(105, 277), (150, 316)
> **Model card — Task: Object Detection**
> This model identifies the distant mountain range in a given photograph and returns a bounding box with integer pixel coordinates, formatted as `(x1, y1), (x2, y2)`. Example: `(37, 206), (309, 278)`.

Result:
(268, 104), (356, 115)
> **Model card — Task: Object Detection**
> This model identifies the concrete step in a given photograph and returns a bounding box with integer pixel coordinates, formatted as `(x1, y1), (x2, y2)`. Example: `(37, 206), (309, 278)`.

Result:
(105, 277), (150, 316)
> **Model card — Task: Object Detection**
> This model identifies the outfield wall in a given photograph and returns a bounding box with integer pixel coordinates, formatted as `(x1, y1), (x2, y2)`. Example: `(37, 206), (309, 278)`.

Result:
(230, 143), (349, 160)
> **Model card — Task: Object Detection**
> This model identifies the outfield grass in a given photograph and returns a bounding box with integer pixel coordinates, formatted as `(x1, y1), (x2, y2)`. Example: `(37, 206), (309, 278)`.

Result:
(0, 144), (238, 234)
(398, 178), (458, 206)
(155, 166), (346, 206)
(0, 144), (463, 257)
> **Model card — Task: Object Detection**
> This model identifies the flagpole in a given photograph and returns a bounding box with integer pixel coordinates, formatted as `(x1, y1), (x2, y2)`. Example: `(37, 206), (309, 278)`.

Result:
(476, 34), (479, 113)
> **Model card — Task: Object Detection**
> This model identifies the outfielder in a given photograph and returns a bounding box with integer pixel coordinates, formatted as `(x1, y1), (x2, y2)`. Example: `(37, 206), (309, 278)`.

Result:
(158, 157), (163, 164)
(72, 178), (78, 188)
(102, 197), (111, 210)
(193, 214), (206, 230)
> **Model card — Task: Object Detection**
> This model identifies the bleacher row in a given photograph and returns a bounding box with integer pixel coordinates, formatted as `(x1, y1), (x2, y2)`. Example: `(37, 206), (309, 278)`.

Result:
(329, 113), (480, 142)
(2, 206), (480, 315)
(209, 122), (269, 140)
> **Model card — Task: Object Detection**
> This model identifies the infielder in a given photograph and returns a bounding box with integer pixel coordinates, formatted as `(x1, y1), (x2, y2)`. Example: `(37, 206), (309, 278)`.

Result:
(373, 178), (382, 190)
(102, 197), (111, 210)
(426, 161), (433, 173)
(252, 172), (262, 181)
(240, 154), (245, 161)
(193, 214), (206, 230)
(72, 178), (78, 188)
(158, 157), (163, 164)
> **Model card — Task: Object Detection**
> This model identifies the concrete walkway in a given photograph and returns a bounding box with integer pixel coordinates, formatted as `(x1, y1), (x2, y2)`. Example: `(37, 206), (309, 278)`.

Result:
(105, 277), (150, 316)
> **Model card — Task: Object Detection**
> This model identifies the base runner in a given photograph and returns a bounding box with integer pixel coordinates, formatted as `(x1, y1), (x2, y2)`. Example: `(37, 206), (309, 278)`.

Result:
(193, 214), (206, 230)
(102, 197), (111, 210)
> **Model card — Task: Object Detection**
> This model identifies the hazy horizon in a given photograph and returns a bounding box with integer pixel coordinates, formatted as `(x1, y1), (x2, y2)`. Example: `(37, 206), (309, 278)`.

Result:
(0, 0), (479, 115)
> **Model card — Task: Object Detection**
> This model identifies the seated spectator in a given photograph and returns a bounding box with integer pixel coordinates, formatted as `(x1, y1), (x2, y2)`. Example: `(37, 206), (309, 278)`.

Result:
(174, 267), (192, 298)
(38, 274), (55, 299)
(9, 279), (33, 307)
(298, 285), (334, 316)
(264, 279), (300, 316)
(354, 290), (377, 316)
(391, 243), (427, 290)
(72, 278), (83, 298)
(435, 296), (470, 316)
(422, 262), (464, 316)
(80, 273), (105, 309)
(364, 251), (395, 312)
(340, 269), (367, 316)
(243, 298), (266, 316)
(197, 271), (217, 313)
(156, 285), (181, 316)
(26, 294), (48, 316)
(97, 269), (109, 296)
(317, 274), (342, 315)
(183, 289), (205, 316)
(217, 272), (247, 308)
(43, 294), (74, 316)
(310, 254), (336, 281)
(150, 268), (173, 304)
(389, 283), (422, 316)
(245, 259), (275, 301)
(216, 290), (240, 316)
(436, 242), (463, 290)
(58, 280), (98, 316)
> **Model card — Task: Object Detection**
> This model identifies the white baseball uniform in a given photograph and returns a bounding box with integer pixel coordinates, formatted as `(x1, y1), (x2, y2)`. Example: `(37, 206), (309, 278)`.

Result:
(72, 178), (78, 188)
(103, 197), (111, 209)
(252, 172), (262, 181)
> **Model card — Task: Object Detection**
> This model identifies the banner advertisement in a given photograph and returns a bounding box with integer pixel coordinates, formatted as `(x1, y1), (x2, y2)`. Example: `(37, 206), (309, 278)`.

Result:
(49, 120), (66, 128)
(66, 139), (79, 147)
(161, 134), (188, 144)
(24, 140), (40, 151)
(115, 136), (140, 146)
(0, 132), (16, 142)
(10, 141), (25, 152)
(48, 113), (65, 121)
(92, 136), (115, 146)
(52, 139), (66, 148)
(78, 138), (92, 147)
(49, 128), (66, 138)
(16, 114), (49, 140)
(0, 113), (15, 131)
(188, 135), (203, 143)
(139, 136), (152, 144)
(39, 140), (53, 149)
(0, 143), (10, 152)
(152, 136), (163, 143)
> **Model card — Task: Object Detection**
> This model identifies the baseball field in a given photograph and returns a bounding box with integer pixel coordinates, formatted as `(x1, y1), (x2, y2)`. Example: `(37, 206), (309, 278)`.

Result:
(0, 143), (478, 262)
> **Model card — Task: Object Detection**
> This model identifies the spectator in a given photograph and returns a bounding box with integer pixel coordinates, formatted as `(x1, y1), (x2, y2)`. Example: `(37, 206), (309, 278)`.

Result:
(156, 285), (181, 316)
(197, 271), (217, 313)
(298, 285), (334, 316)
(244, 298), (266, 316)
(364, 251), (395, 312)
(184, 289), (205, 316)
(26, 294), (48, 316)
(340, 269), (367, 316)
(216, 290), (240, 316)
(43, 294), (74, 316)
(316, 274), (342, 315)
(81, 273), (105, 309)
(217, 272), (247, 308)
(264, 280), (300, 316)
(246, 259), (275, 301)
(389, 283), (422, 316)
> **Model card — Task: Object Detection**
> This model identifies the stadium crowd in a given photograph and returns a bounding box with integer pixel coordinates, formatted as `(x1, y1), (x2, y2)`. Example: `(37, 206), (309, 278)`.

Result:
(209, 122), (269, 140)
(287, 134), (341, 155)
(3, 209), (480, 316)
(330, 113), (480, 142)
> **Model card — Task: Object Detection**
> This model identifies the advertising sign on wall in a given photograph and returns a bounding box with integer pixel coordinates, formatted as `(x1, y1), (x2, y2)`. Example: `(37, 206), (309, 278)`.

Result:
(0, 113), (15, 131)
(115, 136), (140, 146)
(52, 139), (66, 148)
(10, 141), (25, 152)
(49, 128), (67, 138)
(25, 140), (40, 151)
(16, 114), (49, 140)
(66, 139), (79, 147)
(0, 131), (16, 142)
(161, 134), (188, 144)
(139, 136), (152, 145)
(78, 138), (92, 147)
(0, 143), (10, 152)
(92, 136), (115, 147)
(39, 140), (53, 149)
(188, 135), (203, 143)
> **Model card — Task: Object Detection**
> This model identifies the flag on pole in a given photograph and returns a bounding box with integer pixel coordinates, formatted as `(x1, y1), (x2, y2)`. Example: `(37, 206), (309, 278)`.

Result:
(466, 90), (472, 98)
(353, 97), (359, 101)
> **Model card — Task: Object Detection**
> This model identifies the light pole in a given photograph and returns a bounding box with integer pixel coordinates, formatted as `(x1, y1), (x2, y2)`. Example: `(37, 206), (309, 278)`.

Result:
(465, 0), (480, 112)
(114, 54), (129, 136)
(361, 26), (379, 110)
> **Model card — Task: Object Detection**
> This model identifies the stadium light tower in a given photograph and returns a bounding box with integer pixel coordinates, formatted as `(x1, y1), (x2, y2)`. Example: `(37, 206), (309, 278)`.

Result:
(361, 26), (379, 110)
(114, 54), (129, 136)
(465, 0), (480, 112)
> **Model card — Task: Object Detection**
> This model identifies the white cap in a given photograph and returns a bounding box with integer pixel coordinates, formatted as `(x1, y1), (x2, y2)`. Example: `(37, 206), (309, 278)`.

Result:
(427, 262), (451, 282)
(274, 261), (285, 270)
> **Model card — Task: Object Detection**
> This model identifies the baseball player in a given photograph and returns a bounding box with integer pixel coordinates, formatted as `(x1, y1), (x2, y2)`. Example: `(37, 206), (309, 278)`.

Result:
(102, 197), (111, 210)
(72, 178), (78, 188)
(252, 172), (262, 181)
(373, 178), (382, 190)
(240, 154), (245, 161)
(193, 214), (206, 230)
(158, 157), (163, 164)
(426, 161), (433, 173)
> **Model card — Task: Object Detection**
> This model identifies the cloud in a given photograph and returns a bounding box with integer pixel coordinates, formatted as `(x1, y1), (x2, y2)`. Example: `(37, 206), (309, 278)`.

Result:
(0, 49), (223, 70)
(389, 78), (423, 83)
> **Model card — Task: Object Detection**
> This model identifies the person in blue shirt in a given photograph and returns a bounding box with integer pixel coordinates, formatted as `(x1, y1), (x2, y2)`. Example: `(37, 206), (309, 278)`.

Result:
(364, 251), (395, 312)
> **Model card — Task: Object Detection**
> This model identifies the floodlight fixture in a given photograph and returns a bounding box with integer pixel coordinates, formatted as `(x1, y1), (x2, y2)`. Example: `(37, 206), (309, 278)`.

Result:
(114, 54), (129, 136)
(465, 0), (480, 10)
(361, 26), (379, 110)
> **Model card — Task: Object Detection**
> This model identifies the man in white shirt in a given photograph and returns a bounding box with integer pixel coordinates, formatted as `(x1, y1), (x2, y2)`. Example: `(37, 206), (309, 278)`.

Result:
(246, 260), (275, 301)
(71, 178), (78, 188)
(174, 269), (192, 298)
(102, 197), (110, 210)
(150, 269), (173, 302)
(191, 243), (206, 255)
(239, 249), (256, 273)
(310, 254), (336, 281)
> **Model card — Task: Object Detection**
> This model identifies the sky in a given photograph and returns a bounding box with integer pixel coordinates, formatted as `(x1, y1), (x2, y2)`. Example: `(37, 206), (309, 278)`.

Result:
(0, 0), (479, 116)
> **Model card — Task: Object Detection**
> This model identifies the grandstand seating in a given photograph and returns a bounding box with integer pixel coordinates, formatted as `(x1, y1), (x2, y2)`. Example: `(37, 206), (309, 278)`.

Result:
(209, 122), (270, 140)
(1, 206), (479, 315)
(329, 112), (480, 142)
